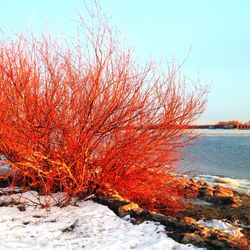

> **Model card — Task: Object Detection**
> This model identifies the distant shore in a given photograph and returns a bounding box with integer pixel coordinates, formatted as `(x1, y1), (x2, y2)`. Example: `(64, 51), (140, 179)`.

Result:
(190, 120), (250, 130)
(190, 126), (250, 130)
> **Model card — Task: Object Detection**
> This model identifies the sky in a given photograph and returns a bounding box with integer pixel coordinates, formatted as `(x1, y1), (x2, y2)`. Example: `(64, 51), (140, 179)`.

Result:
(1, 0), (250, 124)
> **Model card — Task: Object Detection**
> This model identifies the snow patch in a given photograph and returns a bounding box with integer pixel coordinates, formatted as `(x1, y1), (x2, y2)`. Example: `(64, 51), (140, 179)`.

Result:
(197, 219), (243, 238)
(0, 191), (201, 249)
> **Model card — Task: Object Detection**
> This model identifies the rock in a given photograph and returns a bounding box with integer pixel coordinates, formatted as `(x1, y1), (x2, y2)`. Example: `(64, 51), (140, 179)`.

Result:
(199, 186), (214, 198)
(229, 237), (250, 250)
(203, 189), (214, 197)
(231, 203), (240, 208)
(207, 194), (242, 207)
(197, 223), (206, 229)
(200, 184), (214, 190)
(231, 195), (241, 203)
(130, 218), (145, 225)
(118, 202), (143, 216)
(17, 204), (26, 211)
(204, 182), (213, 188)
(197, 180), (207, 186)
(214, 185), (234, 197)
(199, 227), (212, 238)
(214, 191), (234, 198)
(230, 196), (242, 208)
(185, 181), (201, 198)
(209, 196), (235, 206)
(214, 184), (233, 192)
(190, 178), (197, 184)
(93, 195), (130, 216)
(182, 233), (204, 245)
(208, 239), (230, 249)
(190, 184), (200, 192)
(245, 193), (250, 198)
(123, 202), (140, 211)
(179, 178), (188, 187)
(148, 213), (195, 232)
(183, 216), (197, 225)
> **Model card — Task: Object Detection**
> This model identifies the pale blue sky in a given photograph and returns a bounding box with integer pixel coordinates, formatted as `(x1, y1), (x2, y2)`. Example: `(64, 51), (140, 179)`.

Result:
(1, 0), (250, 124)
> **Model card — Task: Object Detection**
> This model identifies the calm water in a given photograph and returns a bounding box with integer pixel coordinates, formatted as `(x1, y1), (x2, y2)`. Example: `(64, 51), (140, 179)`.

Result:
(182, 129), (250, 180)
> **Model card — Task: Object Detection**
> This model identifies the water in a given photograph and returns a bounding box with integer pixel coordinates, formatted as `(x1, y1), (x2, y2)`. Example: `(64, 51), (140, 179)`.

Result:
(181, 129), (250, 193)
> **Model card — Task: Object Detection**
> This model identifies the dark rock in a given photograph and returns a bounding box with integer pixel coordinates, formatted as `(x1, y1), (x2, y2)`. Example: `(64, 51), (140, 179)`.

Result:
(199, 186), (214, 198)
(185, 183), (200, 198)
(208, 196), (236, 206)
(155, 214), (195, 232)
(231, 196), (241, 203)
(61, 219), (78, 233)
(182, 233), (204, 245)
(17, 204), (26, 211)
(207, 239), (231, 250)
(130, 218), (145, 225)
(176, 203), (250, 226)
(0, 177), (11, 188)
(93, 195), (129, 216)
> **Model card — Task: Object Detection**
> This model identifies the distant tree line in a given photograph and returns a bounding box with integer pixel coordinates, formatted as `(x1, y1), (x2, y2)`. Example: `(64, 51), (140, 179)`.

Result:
(190, 120), (250, 129)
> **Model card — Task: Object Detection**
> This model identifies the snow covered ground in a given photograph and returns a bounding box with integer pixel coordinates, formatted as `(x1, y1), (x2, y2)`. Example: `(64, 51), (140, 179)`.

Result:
(0, 191), (201, 250)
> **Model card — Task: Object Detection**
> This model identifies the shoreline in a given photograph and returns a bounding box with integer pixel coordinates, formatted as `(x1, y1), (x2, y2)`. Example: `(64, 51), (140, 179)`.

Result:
(193, 175), (250, 195)
(0, 175), (249, 249)
(93, 176), (250, 249)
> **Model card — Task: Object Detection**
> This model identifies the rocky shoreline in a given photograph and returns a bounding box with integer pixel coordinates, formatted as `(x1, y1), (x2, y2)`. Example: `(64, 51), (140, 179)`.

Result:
(94, 178), (250, 250)
(0, 177), (249, 249)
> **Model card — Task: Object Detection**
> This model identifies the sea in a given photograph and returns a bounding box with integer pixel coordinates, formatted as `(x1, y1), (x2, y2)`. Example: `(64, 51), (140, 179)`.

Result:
(180, 129), (250, 194)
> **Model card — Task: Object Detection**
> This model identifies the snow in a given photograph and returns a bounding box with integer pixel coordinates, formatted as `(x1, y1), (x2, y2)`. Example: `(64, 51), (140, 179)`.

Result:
(0, 191), (201, 250)
(197, 219), (243, 238)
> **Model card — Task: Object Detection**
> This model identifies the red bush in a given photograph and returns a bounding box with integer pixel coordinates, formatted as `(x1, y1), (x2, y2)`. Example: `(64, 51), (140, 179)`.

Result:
(0, 14), (207, 212)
